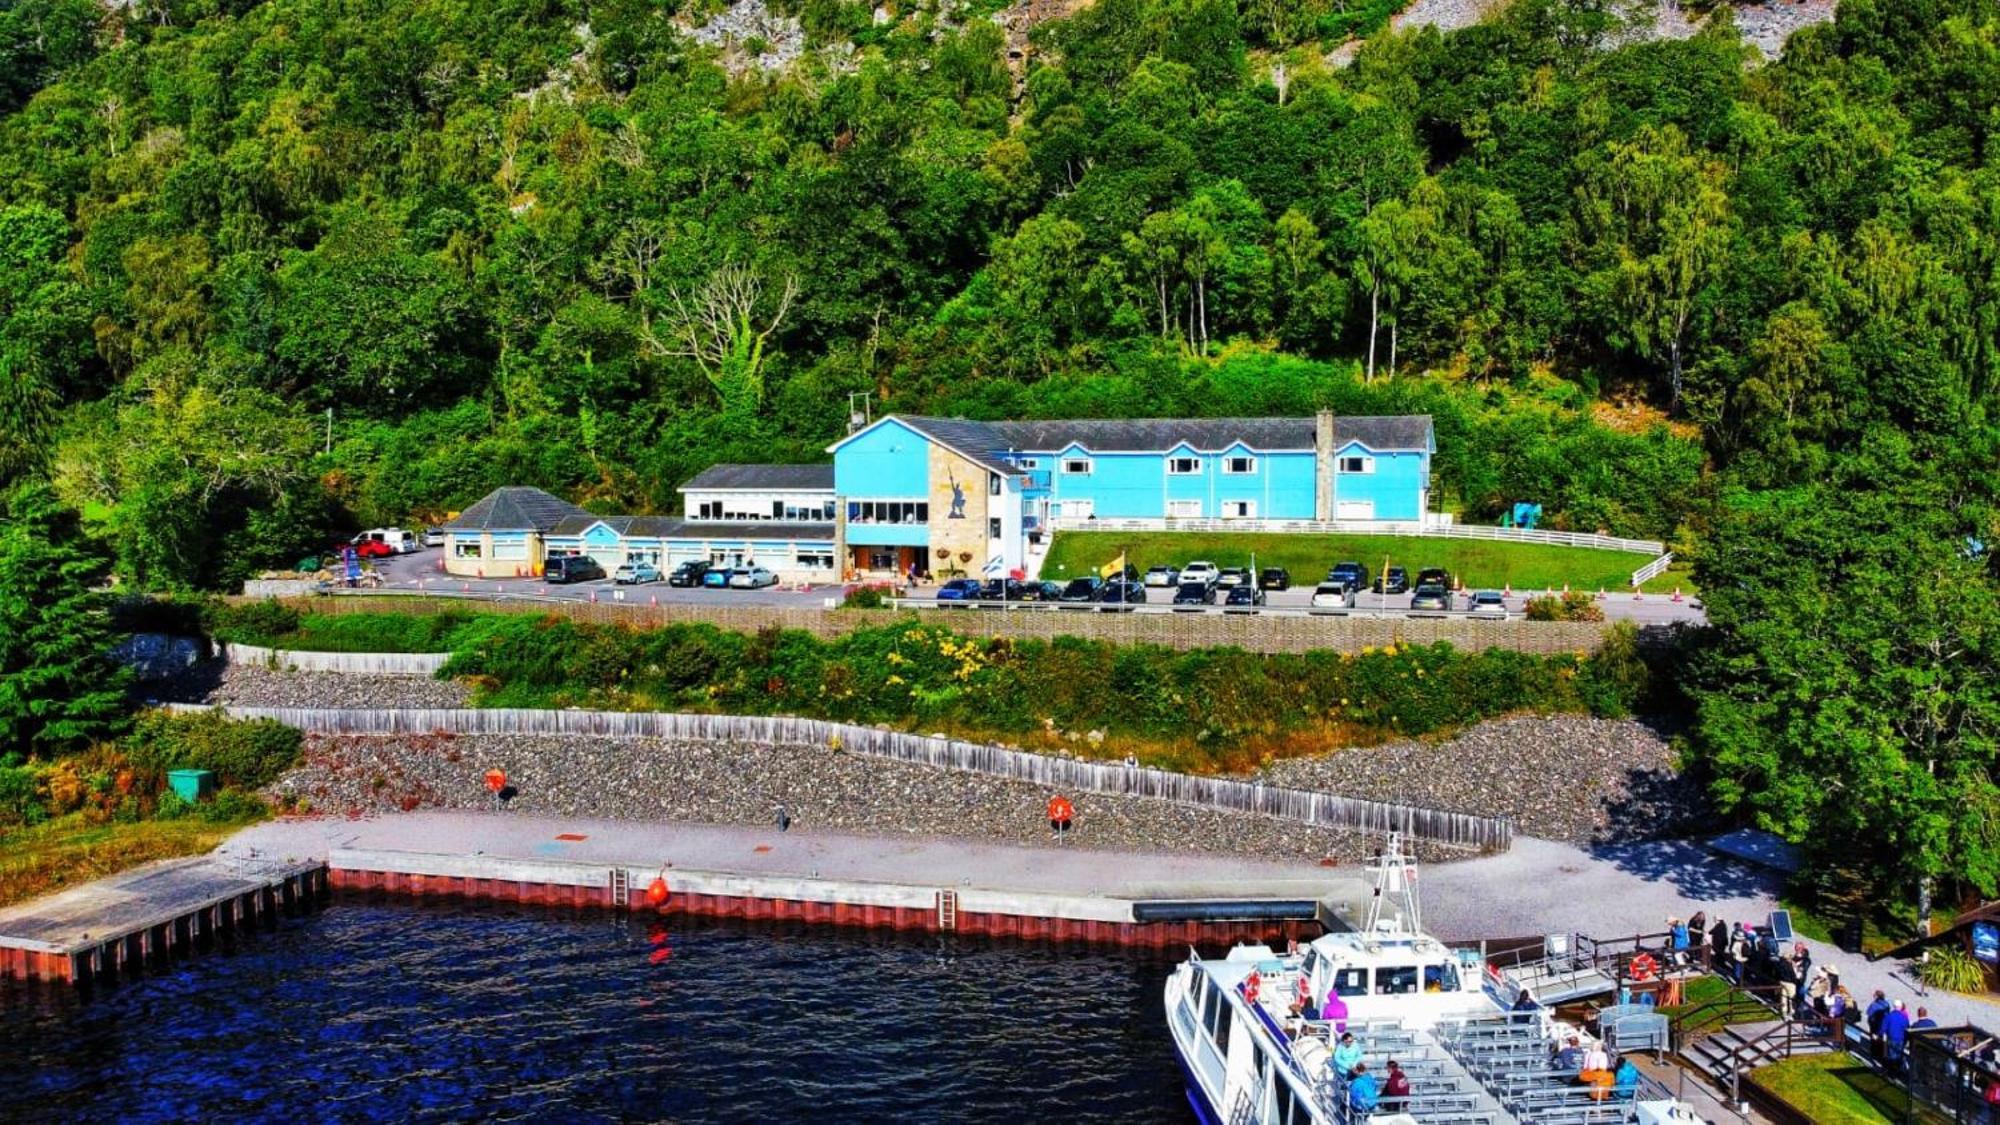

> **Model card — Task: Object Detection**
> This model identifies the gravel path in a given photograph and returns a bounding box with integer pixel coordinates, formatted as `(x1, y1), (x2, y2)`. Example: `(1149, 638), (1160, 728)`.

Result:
(270, 733), (1448, 865)
(152, 662), (472, 710)
(1259, 715), (1709, 846)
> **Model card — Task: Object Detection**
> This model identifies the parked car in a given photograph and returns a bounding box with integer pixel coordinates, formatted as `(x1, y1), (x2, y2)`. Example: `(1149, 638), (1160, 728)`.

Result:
(347, 538), (395, 559)
(1057, 577), (1103, 603)
(422, 528), (445, 548)
(1416, 566), (1452, 591)
(979, 578), (1026, 601)
(1012, 580), (1063, 602)
(1326, 561), (1370, 590)
(1258, 567), (1291, 591)
(1372, 567), (1409, 595)
(1311, 582), (1356, 609)
(1172, 581), (1215, 607)
(1097, 580), (1147, 606)
(1410, 584), (1454, 611)
(1180, 561), (1220, 586)
(353, 528), (418, 554)
(546, 555), (606, 584)
(729, 565), (778, 589)
(614, 560), (661, 585)
(936, 578), (983, 602)
(1143, 565), (1181, 588)
(668, 560), (711, 587)
(1222, 585), (1265, 611)
(1215, 567), (1251, 589)
(1467, 590), (1509, 617)
(701, 567), (736, 588)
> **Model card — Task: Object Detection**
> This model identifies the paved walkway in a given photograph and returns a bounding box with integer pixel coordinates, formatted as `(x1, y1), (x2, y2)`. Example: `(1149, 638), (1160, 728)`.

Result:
(224, 810), (1362, 903)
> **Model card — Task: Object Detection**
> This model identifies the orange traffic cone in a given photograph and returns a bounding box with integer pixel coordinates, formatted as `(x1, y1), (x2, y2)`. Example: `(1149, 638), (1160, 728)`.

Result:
(1672, 587), (1684, 603)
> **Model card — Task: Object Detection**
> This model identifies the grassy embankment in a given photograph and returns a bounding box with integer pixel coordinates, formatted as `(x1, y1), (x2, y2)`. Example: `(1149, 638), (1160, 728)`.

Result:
(1043, 531), (1695, 595)
(1748, 1053), (1944, 1125)
(0, 810), (264, 909)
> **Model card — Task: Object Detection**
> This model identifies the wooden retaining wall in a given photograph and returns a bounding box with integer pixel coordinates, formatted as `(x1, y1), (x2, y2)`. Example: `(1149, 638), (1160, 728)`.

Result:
(168, 704), (1515, 852)
(267, 595), (1613, 657)
(222, 641), (450, 676)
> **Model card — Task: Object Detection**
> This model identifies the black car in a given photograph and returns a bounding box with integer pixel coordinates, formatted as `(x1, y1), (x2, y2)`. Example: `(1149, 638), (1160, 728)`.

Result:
(1416, 566), (1452, 591)
(1258, 567), (1291, 591)
(1223, 585), (1265, 611)
(667, 560), (711, 587)
(979, 578), (1024, 601)
(1327, 561), (1371, 590)
(1057, 577), (1103, 603)
(1096, 580), (1147, 606)
(1010, 580), (1062, 602)
(545, 555), (605, 584)
(1372, 566), (1409, 595)
(1172, 581), (1215, 607)
(1410, 584), (1454, 611)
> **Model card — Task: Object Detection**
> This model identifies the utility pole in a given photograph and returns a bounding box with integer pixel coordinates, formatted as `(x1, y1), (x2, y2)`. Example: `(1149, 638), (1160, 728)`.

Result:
(324, 407), (333, 454)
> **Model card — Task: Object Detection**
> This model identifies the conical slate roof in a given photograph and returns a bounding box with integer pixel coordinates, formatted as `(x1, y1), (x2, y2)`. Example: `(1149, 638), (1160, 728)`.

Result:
(443, 487), (590, 532)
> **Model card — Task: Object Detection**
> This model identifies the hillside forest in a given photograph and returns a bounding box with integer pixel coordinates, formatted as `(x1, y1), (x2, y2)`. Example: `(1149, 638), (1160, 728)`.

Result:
(0, 0), (1996, 915)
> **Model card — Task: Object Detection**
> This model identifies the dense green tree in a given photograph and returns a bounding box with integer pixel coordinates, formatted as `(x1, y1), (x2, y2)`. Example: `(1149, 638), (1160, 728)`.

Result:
(0, 482), (128, 754)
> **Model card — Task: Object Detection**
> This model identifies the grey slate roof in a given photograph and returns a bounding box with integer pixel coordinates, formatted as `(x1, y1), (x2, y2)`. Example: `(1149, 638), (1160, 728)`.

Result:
(886, 416), (1019, 475)
(1333, 415), (1434, 452)
(444, 487), (590, 532)
(548, 515), (834, 541)
(989, 415), (1433, 453)
(680, 463), (835, 492)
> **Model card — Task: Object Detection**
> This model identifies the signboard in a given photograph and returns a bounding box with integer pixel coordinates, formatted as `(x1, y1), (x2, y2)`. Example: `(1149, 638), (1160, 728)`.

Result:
(342, 546), (360, 580)
(1972, 921), (1999, 964)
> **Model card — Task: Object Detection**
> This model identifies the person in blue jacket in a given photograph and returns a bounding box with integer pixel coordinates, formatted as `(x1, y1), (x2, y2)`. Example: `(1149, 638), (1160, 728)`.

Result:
(1347, 1062), (1381, 1113)
(1613, 1056), (1643, 1100)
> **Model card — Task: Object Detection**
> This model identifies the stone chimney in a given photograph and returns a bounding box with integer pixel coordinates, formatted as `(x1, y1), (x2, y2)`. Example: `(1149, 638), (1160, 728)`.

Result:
(1314, 410), (1335, 522)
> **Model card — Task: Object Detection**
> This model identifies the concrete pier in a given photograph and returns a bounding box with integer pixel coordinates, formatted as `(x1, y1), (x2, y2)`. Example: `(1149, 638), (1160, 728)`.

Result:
(0, 855), (327, 983)
(224, 811), (1366, 948)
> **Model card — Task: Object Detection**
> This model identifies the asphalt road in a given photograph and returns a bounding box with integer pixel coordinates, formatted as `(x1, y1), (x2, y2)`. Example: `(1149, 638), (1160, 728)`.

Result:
(368, 549), (1706, 625)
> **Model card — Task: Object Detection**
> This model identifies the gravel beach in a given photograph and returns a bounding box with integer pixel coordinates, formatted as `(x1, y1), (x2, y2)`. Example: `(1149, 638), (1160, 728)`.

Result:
(154, 662), (473, 710)
(270, 732), (1443, 865)
(1259, 715), (1709, 845)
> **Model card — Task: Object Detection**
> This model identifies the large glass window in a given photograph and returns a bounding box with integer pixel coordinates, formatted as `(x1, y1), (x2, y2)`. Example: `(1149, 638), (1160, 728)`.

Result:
(797, 550), (834, 570)
(847, 501), (929, 524)
(1376, 966), (1419, 995)
(453, 540), (483, 558)
(491, 539), (528, 561)
(1332, 968), (1368, 997)
(1424, 962), (1460, 993)
(1225, 456), (1256, 474)
(1168, 456), (1200, 475)
(1062, 458), (1092, 475)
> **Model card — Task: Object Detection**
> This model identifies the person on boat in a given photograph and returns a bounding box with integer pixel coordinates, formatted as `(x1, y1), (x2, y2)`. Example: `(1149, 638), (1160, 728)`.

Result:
(1381, 1059), (1411, 1110)
(1613, 1056), (1642, 1100)
(1321, 988), (1349, 1034)
(1552, 1036), (1584, 1071)
(1580, 1041), (1611, 1077)
(1510, 987), (1538, 1023)
(1346, 1062), (1380, 1113)
(1331, 1033), (1363, 1079)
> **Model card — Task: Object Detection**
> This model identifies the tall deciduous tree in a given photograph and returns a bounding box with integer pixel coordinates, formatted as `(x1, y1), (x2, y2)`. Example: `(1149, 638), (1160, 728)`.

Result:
(0, 482), (129, 754)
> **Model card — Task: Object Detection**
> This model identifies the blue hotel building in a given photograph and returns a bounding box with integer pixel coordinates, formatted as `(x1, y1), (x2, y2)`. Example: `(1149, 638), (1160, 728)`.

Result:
(442, 412), (1434, 581)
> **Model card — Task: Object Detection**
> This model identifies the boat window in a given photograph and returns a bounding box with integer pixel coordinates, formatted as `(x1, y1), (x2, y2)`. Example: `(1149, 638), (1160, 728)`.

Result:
(1332, 967), (1369, 997)
(1301, 949), (1321, 984)
(1376, 966), (1419, 995)
(1202, 978), (1234, 1047)
(1425, 961), (1461, 993)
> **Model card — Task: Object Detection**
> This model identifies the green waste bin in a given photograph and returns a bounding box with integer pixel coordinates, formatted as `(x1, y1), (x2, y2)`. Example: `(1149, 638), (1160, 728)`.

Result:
(167, 769), (216, 802)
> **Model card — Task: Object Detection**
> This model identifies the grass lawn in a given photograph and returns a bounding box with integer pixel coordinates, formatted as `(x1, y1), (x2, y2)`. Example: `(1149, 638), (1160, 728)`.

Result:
(1657, 975), (1776, 1035)
(1043, 531), (1694, 594)
(1749, 1053), (1944, 1125)
(0, 812), (263, 909)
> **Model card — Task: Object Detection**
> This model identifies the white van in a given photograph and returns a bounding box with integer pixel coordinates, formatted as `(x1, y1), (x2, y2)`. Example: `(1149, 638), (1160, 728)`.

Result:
(354, 527), (420, 554)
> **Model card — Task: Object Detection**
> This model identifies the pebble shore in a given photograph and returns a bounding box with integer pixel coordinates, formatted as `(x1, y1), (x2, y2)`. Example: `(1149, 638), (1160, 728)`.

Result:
(1259, 715), (1708, 845)
(271, 733), (1422, 864)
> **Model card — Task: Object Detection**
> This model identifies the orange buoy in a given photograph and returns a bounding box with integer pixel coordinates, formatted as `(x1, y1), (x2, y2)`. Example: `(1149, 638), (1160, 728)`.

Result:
(1047, 795), (1074, 824)
(484, 768), (507, 793)
(1628, 952), (1660, 982)
(647, 876), (670, 906)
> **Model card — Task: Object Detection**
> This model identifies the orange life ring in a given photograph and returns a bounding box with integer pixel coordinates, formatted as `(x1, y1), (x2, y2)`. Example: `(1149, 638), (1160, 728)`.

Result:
(1245, 971), (1261, 1004)
(1629, 952), (1660, 982)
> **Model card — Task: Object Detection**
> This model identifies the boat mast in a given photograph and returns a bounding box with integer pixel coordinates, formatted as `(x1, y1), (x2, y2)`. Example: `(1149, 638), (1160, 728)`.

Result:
(1362, 832), (1421, 937)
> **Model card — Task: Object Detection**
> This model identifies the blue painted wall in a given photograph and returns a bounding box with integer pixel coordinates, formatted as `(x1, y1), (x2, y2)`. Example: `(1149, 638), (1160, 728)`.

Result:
(834, 419), (932, 497)
(1053, 450), (1164, 517)
(1330, 443), (1427, 520)
(1262, 452), (1318, 518)
(846, 521), (931, 547)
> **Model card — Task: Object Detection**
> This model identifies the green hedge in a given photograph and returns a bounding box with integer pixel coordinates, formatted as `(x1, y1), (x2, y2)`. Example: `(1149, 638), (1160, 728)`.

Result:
(207, 600), (504, 652)
(440, 617), (1651, 755)
(124, 711), (304, 789)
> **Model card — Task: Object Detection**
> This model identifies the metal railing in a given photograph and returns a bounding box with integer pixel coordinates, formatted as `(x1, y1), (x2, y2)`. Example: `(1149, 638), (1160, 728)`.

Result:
(1629, 552), (1675, 588)
(1048, 518), (1664, 556)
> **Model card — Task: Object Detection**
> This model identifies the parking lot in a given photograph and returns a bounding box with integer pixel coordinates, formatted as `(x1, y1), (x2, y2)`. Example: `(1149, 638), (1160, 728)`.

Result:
(359, 549), (1706, 625)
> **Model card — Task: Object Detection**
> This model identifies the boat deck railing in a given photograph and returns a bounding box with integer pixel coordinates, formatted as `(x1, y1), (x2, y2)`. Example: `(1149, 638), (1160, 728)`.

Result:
(1435, 1015), (1677, 1124)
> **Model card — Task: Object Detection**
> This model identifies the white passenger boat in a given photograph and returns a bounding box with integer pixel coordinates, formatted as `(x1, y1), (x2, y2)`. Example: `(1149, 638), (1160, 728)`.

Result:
(1164, 835), (1704, 1125)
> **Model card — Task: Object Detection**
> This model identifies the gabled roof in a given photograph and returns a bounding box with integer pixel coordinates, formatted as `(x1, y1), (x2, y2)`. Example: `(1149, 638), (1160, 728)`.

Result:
(681, 463), (835, 492)
(991, 417), (1318, 453)
(444, 487), (590, 532)
(831, 415), (1018, 476)
(1334, 415), (1435, 452)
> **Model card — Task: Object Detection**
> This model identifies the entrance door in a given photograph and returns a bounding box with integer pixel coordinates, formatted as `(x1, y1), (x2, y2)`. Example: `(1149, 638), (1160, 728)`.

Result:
(1221, 500), (1256, 519)
(1336, 500), (1375, 520)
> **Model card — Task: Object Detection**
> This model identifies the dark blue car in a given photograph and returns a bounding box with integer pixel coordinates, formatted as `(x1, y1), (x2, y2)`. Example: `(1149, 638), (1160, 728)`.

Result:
(701, 567), (735, 588)
(935, 578), (983, 602)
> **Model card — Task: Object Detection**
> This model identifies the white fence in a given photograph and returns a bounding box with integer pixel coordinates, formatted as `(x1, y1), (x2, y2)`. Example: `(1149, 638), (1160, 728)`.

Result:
(1047, 518), (1663, 555)
(171, 704), (1514, 851)
(1629, 552), (1675, 588)
(221, 642), (451, 676)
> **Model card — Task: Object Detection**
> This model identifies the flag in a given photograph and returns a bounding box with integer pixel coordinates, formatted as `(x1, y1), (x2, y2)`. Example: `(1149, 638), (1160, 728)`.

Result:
(1099, 551), (1126, 579)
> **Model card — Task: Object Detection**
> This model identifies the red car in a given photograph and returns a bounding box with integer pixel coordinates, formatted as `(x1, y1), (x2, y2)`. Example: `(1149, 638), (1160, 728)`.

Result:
(347, 538), (395, 559)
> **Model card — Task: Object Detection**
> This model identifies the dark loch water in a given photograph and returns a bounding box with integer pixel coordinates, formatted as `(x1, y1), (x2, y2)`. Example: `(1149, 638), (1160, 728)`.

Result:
(0, 900), (1186, 1123)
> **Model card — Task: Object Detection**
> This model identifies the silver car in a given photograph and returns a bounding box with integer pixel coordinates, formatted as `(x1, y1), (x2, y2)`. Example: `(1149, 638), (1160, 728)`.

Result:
(1468, 590), (1509, 618)
(727, 565), (778, 589)
(1310, 582), (1356, 609)
(614, 561), (661, 585)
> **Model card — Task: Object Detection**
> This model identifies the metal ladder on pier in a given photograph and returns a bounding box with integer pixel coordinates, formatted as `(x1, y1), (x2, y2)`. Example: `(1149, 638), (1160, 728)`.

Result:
(937, 889), (959, 932)
(610, 868), (630, 909)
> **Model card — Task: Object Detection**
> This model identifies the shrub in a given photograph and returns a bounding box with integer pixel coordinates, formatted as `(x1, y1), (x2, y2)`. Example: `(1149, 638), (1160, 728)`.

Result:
(841, 583), (896, 609)
(155, 788), (192, 820)
(198, 788), (269, 824)
(1576, 622), (1653, 718)
(125, 711), (304, 789)
(1525, 591), (1606, 622)
(1918, 946), (1988, 994)
(0, 763), (44, 827)
(206, 599), (302, 645)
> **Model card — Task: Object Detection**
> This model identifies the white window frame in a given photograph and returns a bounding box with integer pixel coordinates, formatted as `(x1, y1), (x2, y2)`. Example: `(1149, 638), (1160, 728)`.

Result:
(1015, 458), (1040, 470)
(1062, 457), (1093, 475)
(1167, 456), (1201, 475)
(1221, 500), (1257, 519)
(1167, 500), (1202, 518)
(1060, 499), (1095, 520)
(453, 540), (483, 558)
(1339, 455), (1376, 474)
(1224, 456), (1256, 475)
(491, 539), (529, 561)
